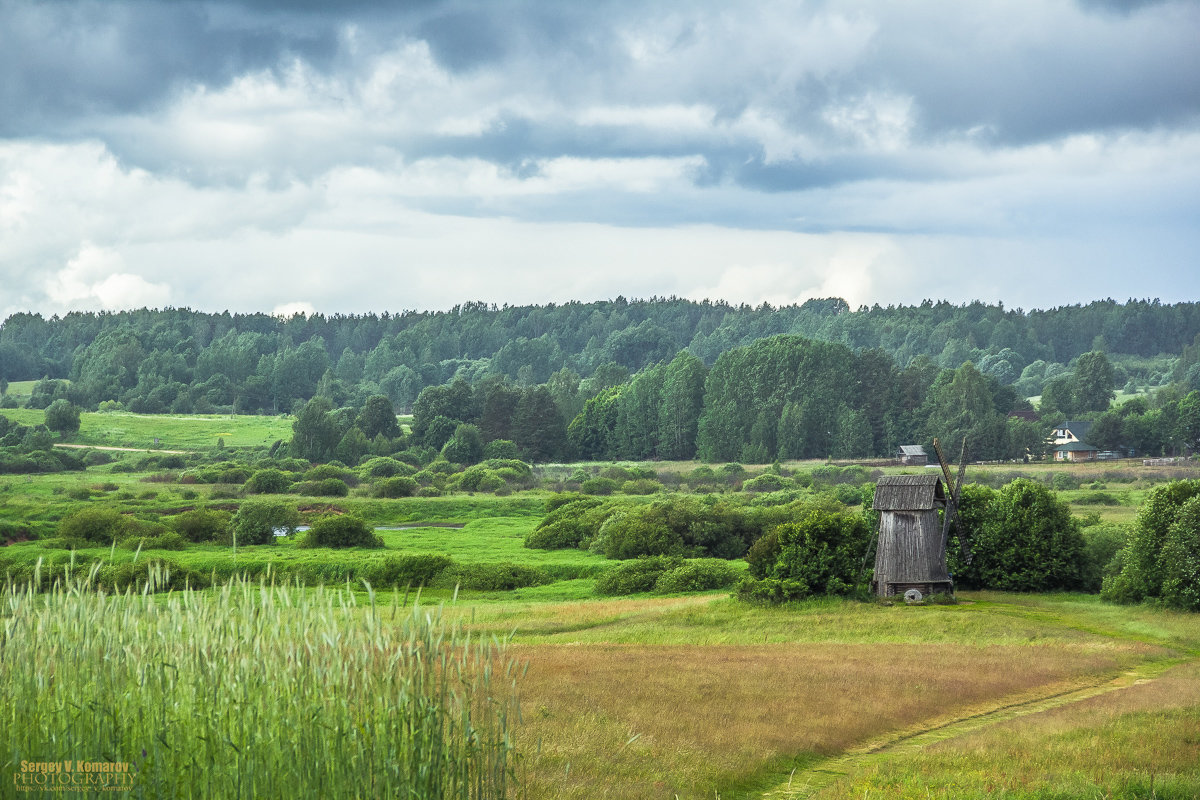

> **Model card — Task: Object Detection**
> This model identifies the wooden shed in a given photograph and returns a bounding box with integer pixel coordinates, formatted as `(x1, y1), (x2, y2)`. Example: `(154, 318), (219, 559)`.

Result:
(872, 474), (954, 598)
(897, 445), (929, 466)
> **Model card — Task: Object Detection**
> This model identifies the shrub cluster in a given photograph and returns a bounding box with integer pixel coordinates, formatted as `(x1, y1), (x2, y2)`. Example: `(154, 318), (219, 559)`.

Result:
(948, 480), (1086, 592)
(1102, 479), (1200, 610)
(736, 509), (872, 603)
(595, 556), (743, 596)
(232, 499), (301, 545)
(299, 514), (383, 549)
(171, 509), (232, 542)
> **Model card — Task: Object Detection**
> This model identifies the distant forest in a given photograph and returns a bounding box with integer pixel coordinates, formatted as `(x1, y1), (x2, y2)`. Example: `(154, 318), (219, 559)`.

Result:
(2, 297), (1199, 463)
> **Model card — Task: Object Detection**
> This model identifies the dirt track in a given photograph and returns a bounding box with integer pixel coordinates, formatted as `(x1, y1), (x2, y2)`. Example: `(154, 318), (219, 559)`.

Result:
(53, 443), (191, 455)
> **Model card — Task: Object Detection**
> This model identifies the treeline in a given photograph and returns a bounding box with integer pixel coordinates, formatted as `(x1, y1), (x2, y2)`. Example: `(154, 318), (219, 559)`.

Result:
(3, 298), (1200, 414)
(282, 337), (1192, 464)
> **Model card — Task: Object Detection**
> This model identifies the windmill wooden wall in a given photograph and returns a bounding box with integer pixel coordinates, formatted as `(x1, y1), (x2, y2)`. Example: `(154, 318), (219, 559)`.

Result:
(872, 474), (954, 597)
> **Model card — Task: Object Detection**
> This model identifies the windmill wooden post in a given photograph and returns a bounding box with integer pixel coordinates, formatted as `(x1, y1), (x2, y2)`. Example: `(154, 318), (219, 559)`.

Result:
(871, 474), (954, 599)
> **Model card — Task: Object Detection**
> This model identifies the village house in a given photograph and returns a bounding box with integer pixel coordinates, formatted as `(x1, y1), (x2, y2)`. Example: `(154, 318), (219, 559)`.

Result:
(1051, 420), (1093, 446)
(1054, 441), (1099, 462)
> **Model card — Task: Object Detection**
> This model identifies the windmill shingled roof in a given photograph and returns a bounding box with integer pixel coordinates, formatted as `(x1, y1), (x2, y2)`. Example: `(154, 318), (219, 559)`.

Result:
(872, 474), (946, 511)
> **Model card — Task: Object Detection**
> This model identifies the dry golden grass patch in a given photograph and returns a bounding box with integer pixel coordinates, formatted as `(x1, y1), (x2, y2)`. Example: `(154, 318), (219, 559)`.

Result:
(818, 662), (1200, 799)
(510, 642), (1133, 800)
(456, 593), (717, 636)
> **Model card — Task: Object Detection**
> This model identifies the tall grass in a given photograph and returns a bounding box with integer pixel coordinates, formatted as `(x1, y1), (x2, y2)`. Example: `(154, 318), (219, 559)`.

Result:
(1, 561), (524, 799)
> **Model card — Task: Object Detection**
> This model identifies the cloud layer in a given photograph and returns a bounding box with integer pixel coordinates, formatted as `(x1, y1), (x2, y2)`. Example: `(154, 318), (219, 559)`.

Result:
(2, 0), (1198, 320)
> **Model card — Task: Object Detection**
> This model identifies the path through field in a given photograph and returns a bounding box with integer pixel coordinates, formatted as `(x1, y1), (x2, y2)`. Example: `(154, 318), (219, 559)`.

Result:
(760, 656), (1192, 798)
(53, 443), (191, 454)
(753, 595), (1200, 800)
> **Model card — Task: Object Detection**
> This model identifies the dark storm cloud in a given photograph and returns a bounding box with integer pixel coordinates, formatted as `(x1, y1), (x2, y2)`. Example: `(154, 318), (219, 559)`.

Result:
(8, 0), (1198, 176)
(3, 0), (1199, 323)
(862, 1), (1200, 145)
(0, 0), (345, 135)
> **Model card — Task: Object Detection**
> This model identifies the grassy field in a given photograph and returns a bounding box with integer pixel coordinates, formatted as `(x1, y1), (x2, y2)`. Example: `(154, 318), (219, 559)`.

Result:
(5, 520), (1196, 798)
(1, 407), (294, 450)
(3, 409), (1200, 798)
(3, 572), (522, 799)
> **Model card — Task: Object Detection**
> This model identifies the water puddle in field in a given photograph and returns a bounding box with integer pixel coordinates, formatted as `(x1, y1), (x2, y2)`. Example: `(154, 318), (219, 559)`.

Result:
(273, 523), (465, 537)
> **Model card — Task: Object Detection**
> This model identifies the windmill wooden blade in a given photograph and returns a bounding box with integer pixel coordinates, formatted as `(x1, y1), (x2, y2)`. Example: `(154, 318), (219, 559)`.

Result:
(932, 437), (955, 492)
(937, 437), (968, 561)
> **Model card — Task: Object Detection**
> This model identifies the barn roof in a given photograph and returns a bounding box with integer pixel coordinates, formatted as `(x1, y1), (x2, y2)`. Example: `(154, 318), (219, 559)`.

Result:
(898, 445), (927, 457)
(873, 474), (946, 511)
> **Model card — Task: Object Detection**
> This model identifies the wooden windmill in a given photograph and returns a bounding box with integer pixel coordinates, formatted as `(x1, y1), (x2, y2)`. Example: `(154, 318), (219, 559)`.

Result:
(871, 437), (967, 600)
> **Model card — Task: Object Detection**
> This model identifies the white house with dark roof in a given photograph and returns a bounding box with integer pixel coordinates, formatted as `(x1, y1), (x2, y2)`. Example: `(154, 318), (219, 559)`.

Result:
(1051, 420), (1093, 446)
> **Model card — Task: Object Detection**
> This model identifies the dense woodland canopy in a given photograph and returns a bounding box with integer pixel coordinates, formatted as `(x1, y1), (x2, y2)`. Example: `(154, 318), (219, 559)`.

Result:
(2, 297), (1200, 463)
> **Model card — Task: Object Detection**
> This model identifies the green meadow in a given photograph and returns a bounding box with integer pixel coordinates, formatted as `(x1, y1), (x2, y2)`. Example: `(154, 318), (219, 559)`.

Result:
(1, 406), (293, 450)
(2, 409), (1199, 798)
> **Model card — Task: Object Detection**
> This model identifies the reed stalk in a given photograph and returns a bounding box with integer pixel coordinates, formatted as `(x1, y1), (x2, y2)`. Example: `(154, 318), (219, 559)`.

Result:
(1, 562), (523, 799)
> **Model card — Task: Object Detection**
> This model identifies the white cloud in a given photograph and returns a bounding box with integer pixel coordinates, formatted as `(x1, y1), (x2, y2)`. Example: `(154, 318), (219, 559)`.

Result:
(1, 0), (1198, 327)
(44, 243), (170, 311)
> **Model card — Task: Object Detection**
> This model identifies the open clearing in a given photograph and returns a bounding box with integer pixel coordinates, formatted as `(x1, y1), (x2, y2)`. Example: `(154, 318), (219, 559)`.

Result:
(434, 587), (1200, 799)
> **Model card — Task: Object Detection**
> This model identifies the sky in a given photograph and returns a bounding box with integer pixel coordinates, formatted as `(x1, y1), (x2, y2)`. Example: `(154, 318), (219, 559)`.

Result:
(1, 0), (1198, 321)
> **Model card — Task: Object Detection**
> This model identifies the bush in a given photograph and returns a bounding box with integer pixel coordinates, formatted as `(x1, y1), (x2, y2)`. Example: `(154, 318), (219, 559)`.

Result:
(231, 499), (300, 545)
(951, 479), (1086, 592)
(736, 509), (871, 603)
(1161, 495), (1200, 611)
(653, 560), (741, 594)
(525, 498), (609, 550)
(621, 478), (662, 495)
(1051, 472), (1081, 491)
(1081, 523), (1129, 592)
(482, 439), (520, 460)
(595, 556), (683, 596)
(95, 559), (210, 592)
(171, 509), (232, 543)
(368, 554), (455, 588)
(0, 521), (37, 544)
(82, 450), (113, 467)
(745, 528), (781, 579)
(244, 468), (292, 494)
(831, 483), (865, 506)
(358, 457), (413, 479)
(742, 474), (793, 493)
(590, 509), (687, 560)
(544, 492), (589, 513)
(1104, 480), (1200, 609)
(303, 464), (358, 486)
(476, 472), (505, 492)
(57, 507), (130, 544)
(299, 514), (384, 549)
(290, 478), (350, 497)
(443, 563), (551, 591)
(374, 476), (418, 498)
(1075, 491), (1120, 506)
(581, 477), (619, 495)
(457, 466), (499, 492)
